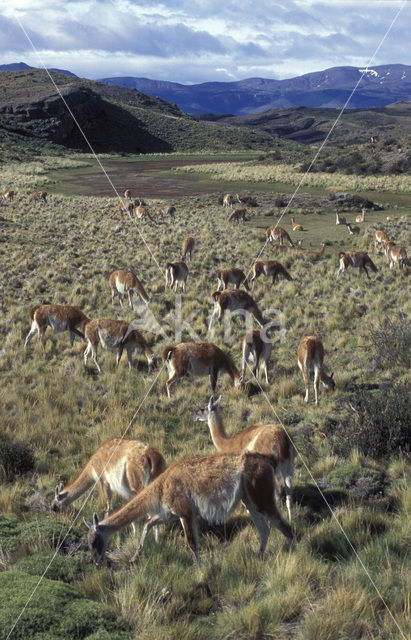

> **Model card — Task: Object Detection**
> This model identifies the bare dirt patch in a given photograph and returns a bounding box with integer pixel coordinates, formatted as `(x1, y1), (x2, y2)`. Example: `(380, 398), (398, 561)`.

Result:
(50, 157), (250, 198)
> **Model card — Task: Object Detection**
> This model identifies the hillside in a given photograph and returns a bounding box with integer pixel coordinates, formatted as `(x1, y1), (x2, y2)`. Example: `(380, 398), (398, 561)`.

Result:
(99, 64), (411, 115)
(0, 69), (274, 159)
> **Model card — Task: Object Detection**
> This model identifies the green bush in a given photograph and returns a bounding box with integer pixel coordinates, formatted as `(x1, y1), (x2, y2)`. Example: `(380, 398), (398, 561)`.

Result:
(0, 437), (34, 481)
(370, 317), (411, 370)
(0, 572), (131, 640)
(329, 384), (411, 458)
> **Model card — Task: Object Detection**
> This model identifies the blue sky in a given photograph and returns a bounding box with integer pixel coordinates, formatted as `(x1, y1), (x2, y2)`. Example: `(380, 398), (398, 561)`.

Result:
(0, 1), (409, 83)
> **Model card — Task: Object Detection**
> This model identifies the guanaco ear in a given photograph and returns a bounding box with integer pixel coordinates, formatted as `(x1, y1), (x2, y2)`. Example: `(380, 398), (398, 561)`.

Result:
(214, 395), (222, 407)
(83, 517), (92, 529)
(208, 395), (215, 409)
(54, 484), (62, 500)
(330, 372), (334, 379)
(93, 512), (100, 528)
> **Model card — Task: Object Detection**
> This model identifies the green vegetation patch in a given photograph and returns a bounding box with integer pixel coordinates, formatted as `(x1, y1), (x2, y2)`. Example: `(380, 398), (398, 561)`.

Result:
(0, 572), (131, 640)
(15, 551), (89, 584)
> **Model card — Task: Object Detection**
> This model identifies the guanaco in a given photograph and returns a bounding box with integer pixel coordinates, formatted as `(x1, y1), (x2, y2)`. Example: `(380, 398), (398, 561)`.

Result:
(194, 396), (294, 520)
(84, 451), (293, 565)
(165, 261), (188, 292)
(250, 260), (292, 285)
(335, 212), (347, 226)
(25, 304), (88, 348)
(297, 335), (335, 405)
(291, 217), (304, 232)
(124, 189), (132, 199)
(241, 328), (273, 384)
(216, 267), (249, 291)
(109, 269), (150, 308)
(134, 202), (156, 224)
(266, 226), (293, 246)
(162, 341), (242, 397)
(347, 223), (360, 235)
(228, 208), (247, 224)
(209, 290), (268, 329)
(51, 437), (165, 520)
(182, 236), (195, 261)
(83, 319), (156, 373)
(356, 208), (366, 223)
(28, 190), (47, 204)
(385, 242), (408, 269)
(222, 193), (234, 207)
(1, 189), (14, 202)
(300, 243), (328, 260)
(374, 230), (390, 252)
(337, 251), (378, 279)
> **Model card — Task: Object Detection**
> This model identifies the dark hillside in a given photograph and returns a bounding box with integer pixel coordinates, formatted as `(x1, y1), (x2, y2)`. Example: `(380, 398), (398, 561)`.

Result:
(0, 70), (274, 157)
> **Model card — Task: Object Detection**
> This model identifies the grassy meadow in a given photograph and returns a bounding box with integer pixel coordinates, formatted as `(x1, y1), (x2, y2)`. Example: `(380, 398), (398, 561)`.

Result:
(0, 156), (410, 640)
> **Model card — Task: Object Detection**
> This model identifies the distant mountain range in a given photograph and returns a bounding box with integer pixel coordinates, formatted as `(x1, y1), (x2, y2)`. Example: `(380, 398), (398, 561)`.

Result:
(98, 65), (411, 115)
(0, 62), (77, 77)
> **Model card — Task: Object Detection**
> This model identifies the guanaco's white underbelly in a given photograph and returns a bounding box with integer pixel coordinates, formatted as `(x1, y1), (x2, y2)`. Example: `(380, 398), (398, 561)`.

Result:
(115, 279), (127, 294)
(47, 313), (69, 333)
(192, 473), (242, 524)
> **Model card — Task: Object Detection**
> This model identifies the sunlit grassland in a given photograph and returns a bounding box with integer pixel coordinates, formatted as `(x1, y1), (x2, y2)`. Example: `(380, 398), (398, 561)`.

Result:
(174, 159), (411, 193)
(0, 160), (410, 639)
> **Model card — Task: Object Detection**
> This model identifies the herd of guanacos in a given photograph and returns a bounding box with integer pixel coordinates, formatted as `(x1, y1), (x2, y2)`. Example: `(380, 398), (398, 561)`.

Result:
(4, 186), (407, 564)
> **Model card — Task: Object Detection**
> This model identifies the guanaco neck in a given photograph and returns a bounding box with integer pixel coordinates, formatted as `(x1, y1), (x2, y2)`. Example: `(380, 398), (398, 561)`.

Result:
(98, 482), (157, 533)
(207, 409), (231, 451)
(60, 466), (95, 505)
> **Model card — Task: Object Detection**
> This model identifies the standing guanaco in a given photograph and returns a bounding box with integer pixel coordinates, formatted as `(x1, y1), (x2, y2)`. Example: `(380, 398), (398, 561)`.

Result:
(266, 226), (293, 246)
(297, 335), (335, 404)
(194, 396), (294, 521)
(241, 328), (273, 384)
(216, 268), (249, 291)
(182, 237), (195, 261)
(25, 304), (88, 348)
(250, 260), (293, 285)
(165, 261), (188, 292)
(109, 269), (150, 308)
(209, 290), (268, 329)
(337, 252), (378, 279)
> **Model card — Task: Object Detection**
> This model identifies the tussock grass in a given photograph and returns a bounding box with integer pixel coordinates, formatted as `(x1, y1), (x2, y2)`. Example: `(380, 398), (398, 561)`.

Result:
(0, 154), (409, 638)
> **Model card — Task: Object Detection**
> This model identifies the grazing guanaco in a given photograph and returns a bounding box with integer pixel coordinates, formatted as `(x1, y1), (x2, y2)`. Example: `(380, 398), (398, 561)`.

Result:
(1, 189), (14, 202)
(250, 260), (292, 285)
(162, 342), (242, 397)
(228, 208), (247, 224)
(385, 242), (408, 269)
(241, 328), (273, 384)
(114, 201), (133, 217)
(84, 450), (293, 565)
(182, 236), (195, 261)
(291, 217), (304, 232)
(216, 267), (249, 291)
(272, 240), (303, 255)
(165, 261), (188, 292)
(154, 205), (176, 221)
(347, 223), (360, 235)
(51, 437), (165, 521)
(222, 193), (234, 207)
(25, 304), (88, 348)
(356, 208), (366, 223)
(337, 251), (378, 279)
(335, 212), (347, 226)
(266, 226), (293, 246)
(109, 269), (150, 308)
(28, 190), (47, 204)
(374, 230), (390, 252)
(297, 335), (335, 405)
(209, 290), (268, 329)
(134, 200), (156, 224)
(194, 396), (294, 521)
(83, 319), (156, 373)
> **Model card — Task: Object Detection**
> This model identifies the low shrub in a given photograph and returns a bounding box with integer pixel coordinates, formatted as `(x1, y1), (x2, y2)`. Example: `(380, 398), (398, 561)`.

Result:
(0, 438), (34, 481)
(329, 383), (410, 458)
(369, 317), (411, 370)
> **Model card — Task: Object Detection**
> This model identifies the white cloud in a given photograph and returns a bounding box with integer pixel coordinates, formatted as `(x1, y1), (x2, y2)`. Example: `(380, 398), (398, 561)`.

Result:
(0, 0), (410, 82)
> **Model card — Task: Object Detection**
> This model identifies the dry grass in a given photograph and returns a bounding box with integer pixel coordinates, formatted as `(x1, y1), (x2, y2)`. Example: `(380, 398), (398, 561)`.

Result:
(0, 155), (410, 639)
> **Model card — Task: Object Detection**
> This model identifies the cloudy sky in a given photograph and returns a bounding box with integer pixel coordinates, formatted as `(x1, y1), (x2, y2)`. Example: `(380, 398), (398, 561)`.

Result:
(0, 0), (409, 83)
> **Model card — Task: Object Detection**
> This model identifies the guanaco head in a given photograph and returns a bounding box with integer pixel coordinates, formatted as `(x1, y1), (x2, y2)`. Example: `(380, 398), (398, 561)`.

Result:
(51, 482), (66, 512)
(211, 291), (222, 302)
(323, 372), (335, 392)
(84, 513), (108, 566)
(148, 354), (158, 372)
(194, 395), (222, 422)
